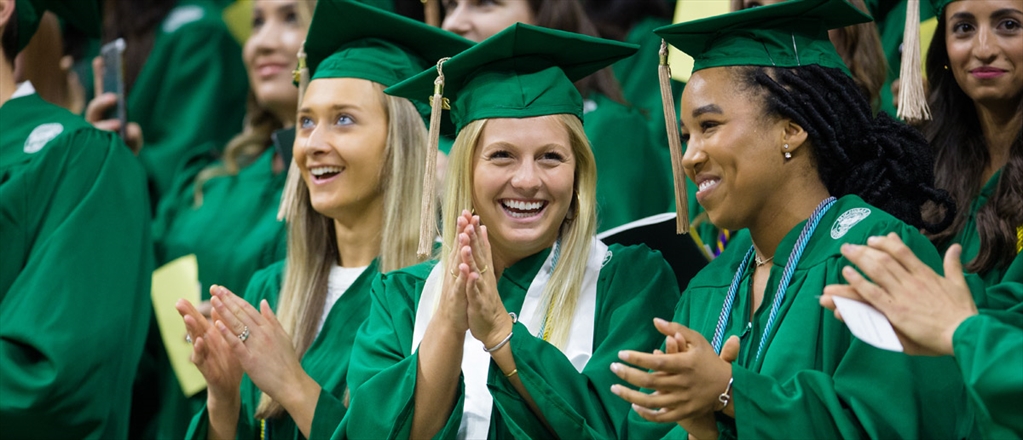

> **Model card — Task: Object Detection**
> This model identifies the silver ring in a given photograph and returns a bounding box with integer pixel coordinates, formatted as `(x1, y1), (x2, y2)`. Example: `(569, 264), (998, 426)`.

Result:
(238, 326), (250, 342)
(185, 334), (192, 344)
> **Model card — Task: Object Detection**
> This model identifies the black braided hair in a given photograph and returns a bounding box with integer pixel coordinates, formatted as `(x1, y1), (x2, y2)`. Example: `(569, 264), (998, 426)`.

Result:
(733, 64), (955, 233)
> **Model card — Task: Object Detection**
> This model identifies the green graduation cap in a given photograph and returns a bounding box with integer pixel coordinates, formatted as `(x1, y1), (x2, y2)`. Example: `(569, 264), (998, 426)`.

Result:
(13, 0), (102, 54)
(303, 0), (473, 88)
(385, 23), (638, 256)
(654, 0), (872, 76)
(929, 0), (954, 14)
(385, 23), (638, 134)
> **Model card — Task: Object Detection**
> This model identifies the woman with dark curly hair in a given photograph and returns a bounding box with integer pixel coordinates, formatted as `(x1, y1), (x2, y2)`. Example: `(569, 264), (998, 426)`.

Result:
(612, 1), (974, 439)
(919, 0), (1022, 295)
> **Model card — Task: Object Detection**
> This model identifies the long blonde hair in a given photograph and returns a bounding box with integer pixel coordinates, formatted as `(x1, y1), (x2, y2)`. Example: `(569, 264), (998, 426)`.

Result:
(192, 0), (317, 205)
(439, 114), (597, 348)
(255, 82), (427, 419)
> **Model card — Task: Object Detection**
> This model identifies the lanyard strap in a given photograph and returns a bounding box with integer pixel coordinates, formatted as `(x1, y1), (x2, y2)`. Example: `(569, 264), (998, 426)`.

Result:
(711, 197), (837, 362)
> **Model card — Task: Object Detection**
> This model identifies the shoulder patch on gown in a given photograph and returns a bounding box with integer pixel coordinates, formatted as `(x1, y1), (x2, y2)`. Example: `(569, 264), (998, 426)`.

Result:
(162, 5), (205, 33)
(830, 207), (871, 239)
(23, 123), (64, 154)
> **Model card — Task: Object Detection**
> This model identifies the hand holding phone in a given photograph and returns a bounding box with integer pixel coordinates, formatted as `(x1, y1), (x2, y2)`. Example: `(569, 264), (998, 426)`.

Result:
(86, 39), (143, 153)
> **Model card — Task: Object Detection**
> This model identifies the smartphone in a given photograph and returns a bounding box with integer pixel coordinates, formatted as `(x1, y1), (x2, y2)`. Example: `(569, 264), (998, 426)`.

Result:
(100, 38), (127, 138)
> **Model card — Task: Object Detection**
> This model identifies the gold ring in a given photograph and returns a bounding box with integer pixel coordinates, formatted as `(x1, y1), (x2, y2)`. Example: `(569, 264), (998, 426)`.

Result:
(479, 265), (489, 275)
(449, 268), (457, 277)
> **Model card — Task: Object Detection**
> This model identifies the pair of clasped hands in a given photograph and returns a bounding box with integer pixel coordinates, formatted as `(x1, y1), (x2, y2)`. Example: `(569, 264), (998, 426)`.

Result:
(174, 281), (311, 409)
(612, 320), (740, 439)
(438, 210), (517, 351)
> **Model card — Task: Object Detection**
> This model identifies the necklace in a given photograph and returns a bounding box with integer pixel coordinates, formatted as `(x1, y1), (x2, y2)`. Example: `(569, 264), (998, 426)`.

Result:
(710, 197), (837, 362)
(754, 253), (774, 267)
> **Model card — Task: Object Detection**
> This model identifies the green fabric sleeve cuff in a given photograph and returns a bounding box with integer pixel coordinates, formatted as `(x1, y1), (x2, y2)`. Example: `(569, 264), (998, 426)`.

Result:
(183, 401), (253, 440)
(310, 387), (347, 440)
(494, 322), (596, 437)
(183, 403), (210, 440)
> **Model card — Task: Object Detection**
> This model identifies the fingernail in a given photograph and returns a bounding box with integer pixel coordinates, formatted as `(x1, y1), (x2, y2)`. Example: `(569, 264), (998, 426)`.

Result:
(610, 384), (620, 394)
(653, 317), (666, 325)
(610, 363), (619, 373)
(867, 236), (881, 245)
(618, 351), (629, 361)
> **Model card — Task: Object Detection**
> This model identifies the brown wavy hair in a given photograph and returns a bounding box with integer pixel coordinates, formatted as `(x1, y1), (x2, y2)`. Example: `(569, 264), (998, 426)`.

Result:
(921, 13), (1023, 274)
(193, 0), (317, 205)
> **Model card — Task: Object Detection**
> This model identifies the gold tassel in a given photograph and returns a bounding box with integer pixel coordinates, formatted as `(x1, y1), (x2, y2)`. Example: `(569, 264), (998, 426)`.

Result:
(418, 58), (450, 257)
(658, 40), (690, 234)
(279, 44), (311, 222)
(421, 0), (440, 27)
(897, 0), (931, 123)
(295, 43), (310, 111)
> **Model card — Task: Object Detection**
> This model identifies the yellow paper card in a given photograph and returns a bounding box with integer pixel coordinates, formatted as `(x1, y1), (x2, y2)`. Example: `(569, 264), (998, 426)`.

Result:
(669, 0), (731, 83)
(151, 254), (207, 397)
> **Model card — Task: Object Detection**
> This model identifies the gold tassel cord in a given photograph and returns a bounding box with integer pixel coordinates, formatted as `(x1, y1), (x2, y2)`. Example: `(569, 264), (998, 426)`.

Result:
(897, 0), (931, 123)
(418, 57), (450, 257)
(295, 44), (310, 110)
(658, 39), (690, 234)
(422, 0), (441, 27)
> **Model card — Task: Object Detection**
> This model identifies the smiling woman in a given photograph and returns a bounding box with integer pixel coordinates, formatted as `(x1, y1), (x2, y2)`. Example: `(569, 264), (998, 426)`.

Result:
(919, 0), (1023, 293)
(146, 0), (313, 436)
(175, 2), (472, 440)
(338, 24), (681, 440)
(615, 1), (975, 439)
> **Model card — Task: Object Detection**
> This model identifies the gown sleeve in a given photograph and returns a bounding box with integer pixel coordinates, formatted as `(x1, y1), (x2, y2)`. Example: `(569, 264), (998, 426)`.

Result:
(0, 129), (153, 439)
(487, 245), (681, 439)
(953, 309), (1023, 437)
(338, 269), (467, 440)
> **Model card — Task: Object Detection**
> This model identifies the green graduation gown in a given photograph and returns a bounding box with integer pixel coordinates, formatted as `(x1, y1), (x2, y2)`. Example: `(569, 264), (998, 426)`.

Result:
(0, 87), (153, 439)
(153, 146), (287, 295)
(956, 252), (1023, 438)
(954, 311), (1023, 439)
(129, 0), (249, 204)
(626, 195), (974, 439)
(946, 171), (1015, 290)
(185, 259), (380, 440)
(586, 94), (675, 232)
(139, 145), (286, 440)
(337, 243), (680, 439)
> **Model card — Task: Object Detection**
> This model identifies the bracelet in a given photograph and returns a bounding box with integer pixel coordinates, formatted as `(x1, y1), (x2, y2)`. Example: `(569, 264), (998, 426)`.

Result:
(505, 368), (518, 378)
(717, 377), (734, 411)
(484, 313), (517, 353)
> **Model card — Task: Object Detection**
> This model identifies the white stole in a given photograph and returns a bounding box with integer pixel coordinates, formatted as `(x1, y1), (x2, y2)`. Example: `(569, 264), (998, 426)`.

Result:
(411, 238), (609, 439)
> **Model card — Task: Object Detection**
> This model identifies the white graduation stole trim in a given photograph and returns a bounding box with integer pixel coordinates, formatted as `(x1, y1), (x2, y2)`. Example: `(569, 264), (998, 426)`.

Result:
(411, 238), (609, 439)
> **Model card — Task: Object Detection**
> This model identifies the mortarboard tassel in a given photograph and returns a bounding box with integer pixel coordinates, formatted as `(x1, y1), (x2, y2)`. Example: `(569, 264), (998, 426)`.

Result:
(279, 44), (312, 222)
(422, 0), (440, 27)
(418, 57), (450, 257)
(897, 0), (931, 123)
(658, 39), (690, 234)
(295, 43), (310, 110)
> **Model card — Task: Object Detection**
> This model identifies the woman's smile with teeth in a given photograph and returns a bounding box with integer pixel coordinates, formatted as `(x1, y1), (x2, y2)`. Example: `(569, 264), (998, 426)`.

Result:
(501, 199), (547, 218)
(310, 166), (343, 179)
(698, 179), (719, 192)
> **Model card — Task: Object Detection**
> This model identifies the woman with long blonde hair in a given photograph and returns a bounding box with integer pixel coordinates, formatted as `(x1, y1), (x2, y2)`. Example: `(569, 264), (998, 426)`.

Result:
(175, 1), (472, 439)
(141, 1), (314, 437)
(340, 24), (680, 439)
